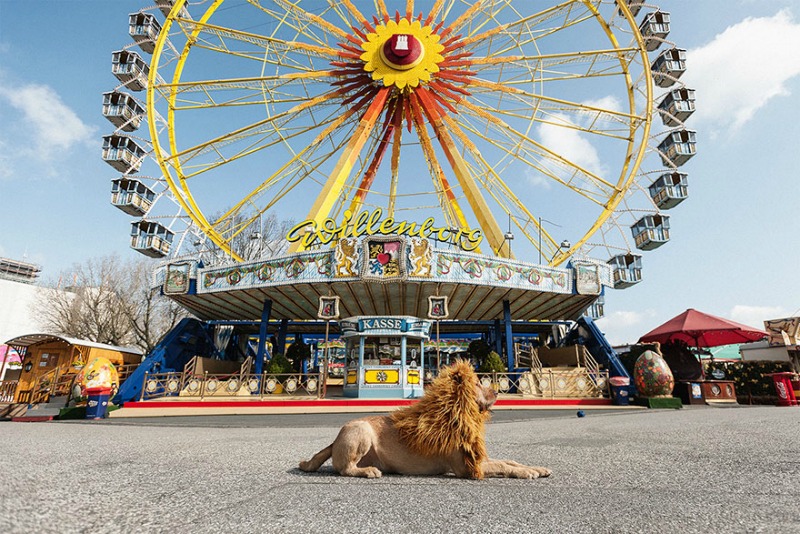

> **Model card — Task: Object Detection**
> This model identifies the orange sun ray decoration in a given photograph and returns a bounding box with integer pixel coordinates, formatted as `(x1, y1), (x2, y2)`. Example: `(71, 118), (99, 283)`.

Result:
(324, 7), (481, 241)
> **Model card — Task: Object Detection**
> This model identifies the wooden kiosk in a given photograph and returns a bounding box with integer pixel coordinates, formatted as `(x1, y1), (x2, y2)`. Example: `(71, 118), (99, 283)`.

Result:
(340, 316), (432, 399)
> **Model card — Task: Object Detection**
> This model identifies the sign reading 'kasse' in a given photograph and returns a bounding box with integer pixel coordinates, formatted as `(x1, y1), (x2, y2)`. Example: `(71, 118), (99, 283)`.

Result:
(286, 208), (483, 252)
(360, 318), (406, 331)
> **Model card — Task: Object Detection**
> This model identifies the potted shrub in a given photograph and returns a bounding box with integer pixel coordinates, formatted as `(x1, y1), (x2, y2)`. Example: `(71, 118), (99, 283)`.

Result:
(478, 351), (508, 392)
(265, 353), (293, 394)
(478, 351), (507, 374)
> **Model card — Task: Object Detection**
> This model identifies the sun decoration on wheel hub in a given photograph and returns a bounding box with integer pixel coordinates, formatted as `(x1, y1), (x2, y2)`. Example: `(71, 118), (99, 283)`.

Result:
(361, 19), (444, 89)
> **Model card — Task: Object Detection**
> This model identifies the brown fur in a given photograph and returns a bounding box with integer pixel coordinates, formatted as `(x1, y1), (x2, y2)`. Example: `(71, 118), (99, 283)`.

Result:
(298, 360), (551, 480)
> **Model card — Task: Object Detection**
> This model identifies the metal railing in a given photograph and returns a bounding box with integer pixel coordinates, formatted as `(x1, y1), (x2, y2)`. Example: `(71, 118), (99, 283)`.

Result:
(140, 371), (324, 401)
(476, 369), (610, 398)
(0, 380), (18, 402)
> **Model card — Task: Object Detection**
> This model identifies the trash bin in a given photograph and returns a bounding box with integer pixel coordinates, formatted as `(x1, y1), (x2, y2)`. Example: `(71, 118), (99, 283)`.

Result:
(791, 377), (800, 403)
(85, 387), (112, 419)
(609, 376), (631, 406)
(770, 373), (797, 407)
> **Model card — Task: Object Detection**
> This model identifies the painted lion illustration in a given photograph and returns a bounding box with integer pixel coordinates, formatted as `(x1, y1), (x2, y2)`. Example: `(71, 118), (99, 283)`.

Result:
(298, 360), (551, 479)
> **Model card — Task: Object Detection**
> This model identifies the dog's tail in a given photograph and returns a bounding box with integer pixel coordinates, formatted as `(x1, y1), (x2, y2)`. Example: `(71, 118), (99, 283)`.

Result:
(299, 444), (333, 472)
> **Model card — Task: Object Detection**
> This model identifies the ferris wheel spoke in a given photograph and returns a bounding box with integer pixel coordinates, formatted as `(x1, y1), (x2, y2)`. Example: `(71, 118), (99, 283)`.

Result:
(415, 87), (506, 256)
(407, 92), (467, 233)
(439, 116), (562, 261)
(214, 117), (363, 239)
(454, 1), (580, 49)
(451, 111), (611, 206)
(177, 18), (346, 70)
(346, 101), (399, 216)
(167, 88), (348, 170)
(249, 0), (350, 42)
(465, 78), (641, 124)
(455, 98), (617, 196)
(154, 71), (337, 110)
(468, 47), (640, 83)
(291, 87), (391, 252)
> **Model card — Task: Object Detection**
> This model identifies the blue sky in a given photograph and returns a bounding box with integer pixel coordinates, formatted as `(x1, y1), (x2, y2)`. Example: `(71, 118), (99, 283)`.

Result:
(1, 1), (799, 344)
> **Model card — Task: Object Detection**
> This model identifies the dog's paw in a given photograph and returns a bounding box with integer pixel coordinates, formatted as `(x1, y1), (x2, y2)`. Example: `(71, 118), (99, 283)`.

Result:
(364, 466), (383, 478)
(514, 466), (551, 479)
(529, 466), (551, 478)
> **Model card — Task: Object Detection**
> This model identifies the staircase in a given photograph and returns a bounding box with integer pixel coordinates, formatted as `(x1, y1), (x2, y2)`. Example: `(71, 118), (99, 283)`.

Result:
(7, 395), (70, 422)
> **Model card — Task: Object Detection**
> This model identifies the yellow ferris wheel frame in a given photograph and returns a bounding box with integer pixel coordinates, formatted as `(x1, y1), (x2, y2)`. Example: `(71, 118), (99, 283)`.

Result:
(147, 0), (653, 265)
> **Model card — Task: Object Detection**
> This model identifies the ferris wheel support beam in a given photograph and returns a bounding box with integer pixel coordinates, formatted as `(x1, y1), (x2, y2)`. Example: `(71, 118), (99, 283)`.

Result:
(416, 88), (507, 259)
(290, 87), (391, 253)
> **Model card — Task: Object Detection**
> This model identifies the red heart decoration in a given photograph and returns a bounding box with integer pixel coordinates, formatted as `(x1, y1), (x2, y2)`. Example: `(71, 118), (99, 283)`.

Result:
(377, 253), (390, 265)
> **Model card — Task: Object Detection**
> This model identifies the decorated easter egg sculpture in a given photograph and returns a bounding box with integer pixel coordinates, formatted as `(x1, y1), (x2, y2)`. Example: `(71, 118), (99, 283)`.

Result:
(633, 350), (674, 397)
(72, 357), (120, 402)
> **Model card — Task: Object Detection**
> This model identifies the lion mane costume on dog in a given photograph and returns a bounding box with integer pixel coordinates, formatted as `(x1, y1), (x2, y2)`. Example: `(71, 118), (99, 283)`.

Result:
(299, 361), (550, 479)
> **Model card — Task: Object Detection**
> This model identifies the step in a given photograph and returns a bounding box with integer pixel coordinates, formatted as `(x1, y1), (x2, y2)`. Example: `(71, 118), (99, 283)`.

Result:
(1, 403), (28, 419)
(11, 415), (55, 422)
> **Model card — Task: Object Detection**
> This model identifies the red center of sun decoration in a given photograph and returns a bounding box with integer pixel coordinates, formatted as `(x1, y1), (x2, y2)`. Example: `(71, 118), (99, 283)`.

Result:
(383, 34), (423, 66)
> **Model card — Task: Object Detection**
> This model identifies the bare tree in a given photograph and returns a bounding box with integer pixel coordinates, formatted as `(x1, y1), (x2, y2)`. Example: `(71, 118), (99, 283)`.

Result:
(196, 210), (295, 263)
(37, 255), (190, 353)
(116, 259), (188, 353)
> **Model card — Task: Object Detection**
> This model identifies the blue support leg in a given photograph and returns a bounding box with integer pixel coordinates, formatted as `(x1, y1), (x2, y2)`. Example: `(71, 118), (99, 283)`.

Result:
(503, 300), (514, 371)
(255, 300), (272, 375)
(276, 319), (289, 355)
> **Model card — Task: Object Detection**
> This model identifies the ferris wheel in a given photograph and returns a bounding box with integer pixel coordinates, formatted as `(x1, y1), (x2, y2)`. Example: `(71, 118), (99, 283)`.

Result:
(103, 0), (695, 290)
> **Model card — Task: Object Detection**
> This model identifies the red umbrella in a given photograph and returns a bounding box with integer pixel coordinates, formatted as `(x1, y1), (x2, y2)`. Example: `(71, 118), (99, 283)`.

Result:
(638, 308), (767, 347)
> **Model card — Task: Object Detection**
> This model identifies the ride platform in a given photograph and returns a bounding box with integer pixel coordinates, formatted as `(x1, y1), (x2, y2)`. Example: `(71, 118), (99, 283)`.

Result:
(110, 394), (621, 418)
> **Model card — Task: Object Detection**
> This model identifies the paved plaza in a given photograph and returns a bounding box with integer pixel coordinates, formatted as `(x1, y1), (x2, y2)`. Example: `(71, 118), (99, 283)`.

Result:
(1, 406), (799, 533)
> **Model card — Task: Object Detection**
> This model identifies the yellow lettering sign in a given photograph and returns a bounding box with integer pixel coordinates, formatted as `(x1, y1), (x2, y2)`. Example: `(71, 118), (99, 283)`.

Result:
(286, 208), (483, 251)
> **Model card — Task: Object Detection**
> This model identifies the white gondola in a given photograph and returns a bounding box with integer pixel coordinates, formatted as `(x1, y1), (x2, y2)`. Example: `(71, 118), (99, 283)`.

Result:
(631, 215), (670, 251)
(588, 295), (605, 319)
(102, 91), (144, 132)
(657, 129), (696, 167)
(102, 135), (146, 173)
(129, 12), (161, 54)
(111, 178), (155, 216)
(131, 220), (174, 258)
(607, 254), (642, 289)
(111, 50), (149, 91)
(651, 47), (686, 88)
(617, 0), (644, 17)
(639, 11), (670, 52)
(648, 172), (688, 210)
(658, 88), (696, 127)
(156, 0), (191, 19)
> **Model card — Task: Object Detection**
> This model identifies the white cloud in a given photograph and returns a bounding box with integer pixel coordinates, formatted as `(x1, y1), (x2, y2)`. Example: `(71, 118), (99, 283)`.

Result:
(582, 96), (623, 115)
(730, 304), (790, 329)
(683, 10), (800, 132)
(0, 84), (97, 155)
(524, 168), (552, 190)
(594, 308), (658, 346)
(537, 113), (605, 177)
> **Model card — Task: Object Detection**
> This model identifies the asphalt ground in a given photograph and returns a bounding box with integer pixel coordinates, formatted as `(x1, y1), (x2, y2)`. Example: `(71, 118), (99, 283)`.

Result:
(1, 406), (799, 534)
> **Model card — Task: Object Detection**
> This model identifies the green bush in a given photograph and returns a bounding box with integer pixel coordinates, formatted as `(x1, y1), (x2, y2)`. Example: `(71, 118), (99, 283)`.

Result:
(478, 351), (507, 373)
(265, 352), (293, 374)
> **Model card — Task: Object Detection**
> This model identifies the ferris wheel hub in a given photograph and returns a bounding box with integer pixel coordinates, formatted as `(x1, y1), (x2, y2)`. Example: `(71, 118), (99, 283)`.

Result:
(380, 34), (424, 71)
(360, 19), (444, 89)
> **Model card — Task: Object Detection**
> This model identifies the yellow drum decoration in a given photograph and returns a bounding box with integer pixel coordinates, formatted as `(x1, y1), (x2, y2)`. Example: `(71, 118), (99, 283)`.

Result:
(364, 369), (400, 385)
(346, 369), (358, 385)
(407, 369), (420, 385)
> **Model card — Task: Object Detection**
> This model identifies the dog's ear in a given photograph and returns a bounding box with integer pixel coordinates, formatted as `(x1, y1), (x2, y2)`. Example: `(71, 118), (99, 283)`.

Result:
(451, 368), (463, 384)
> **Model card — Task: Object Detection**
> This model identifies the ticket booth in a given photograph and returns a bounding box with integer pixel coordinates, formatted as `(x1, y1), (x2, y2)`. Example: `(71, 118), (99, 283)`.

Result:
(339, 316), (431, 398)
